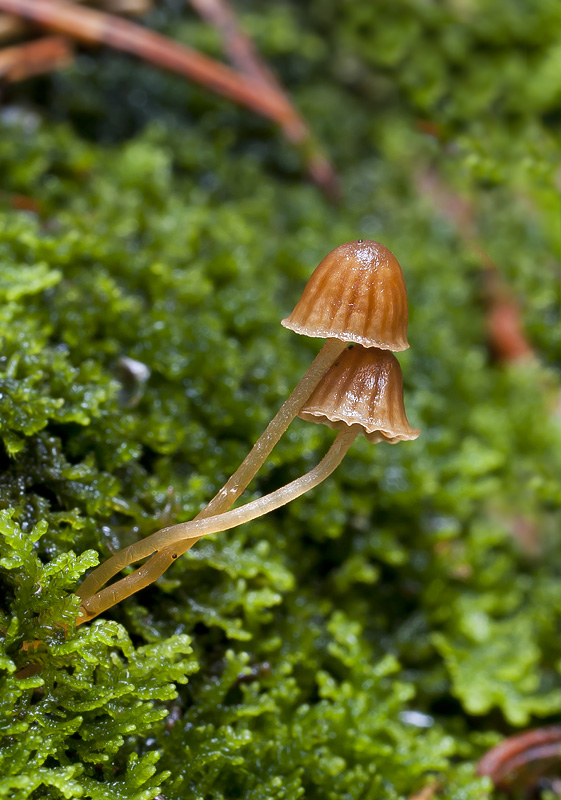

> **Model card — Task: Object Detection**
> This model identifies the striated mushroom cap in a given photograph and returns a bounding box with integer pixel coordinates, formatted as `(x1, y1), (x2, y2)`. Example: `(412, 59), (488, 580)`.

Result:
(282, 240), (409, 351)
(298, 345), (419, 444)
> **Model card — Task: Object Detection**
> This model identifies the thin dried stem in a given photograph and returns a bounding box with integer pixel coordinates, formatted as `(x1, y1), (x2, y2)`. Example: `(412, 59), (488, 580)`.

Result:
(79, 424), (359, 623)
(0, 12), (25, 41)
(188, 0), (339, 198)
(77, 338), (346, 602)
(202, 338), (346, 516)
(189, 0), (298, 132)
(475, 247), (535, 363)
(0, 0), (292, 124)
(0, 35), (73, 81)
(478, 725), (561, 788)
(0, 0), (150, 45)
(0, 0), (338, 196)
(189, 0), (281, 90)
(416, 168), (535, 364)
(94, 0), (152, 15)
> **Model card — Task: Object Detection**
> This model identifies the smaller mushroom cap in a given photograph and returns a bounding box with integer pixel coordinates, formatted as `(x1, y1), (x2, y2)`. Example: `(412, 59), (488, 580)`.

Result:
(299, 345), (419, 443)
(282, 240), (409, 351)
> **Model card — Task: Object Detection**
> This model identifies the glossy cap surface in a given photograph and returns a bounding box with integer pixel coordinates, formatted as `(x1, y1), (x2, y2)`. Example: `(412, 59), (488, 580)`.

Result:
(299, 345), (419, 444)
(282, 240), (409, 351)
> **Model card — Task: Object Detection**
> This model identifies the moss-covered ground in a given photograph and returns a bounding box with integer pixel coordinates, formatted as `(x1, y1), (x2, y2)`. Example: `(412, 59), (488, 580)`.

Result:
(2, 2), (561, 798)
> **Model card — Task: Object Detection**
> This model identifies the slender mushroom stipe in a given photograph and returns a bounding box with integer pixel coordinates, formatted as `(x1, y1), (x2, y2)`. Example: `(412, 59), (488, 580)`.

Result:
(79, 426), (359, 622)
(79, 343), (419, 623)
(77, 337), (345, 602)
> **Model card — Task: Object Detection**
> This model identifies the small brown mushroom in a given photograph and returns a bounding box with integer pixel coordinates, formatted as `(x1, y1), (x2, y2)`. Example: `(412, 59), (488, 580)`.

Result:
(282, 240), (409, 351)
(77, 241), (412, 623)
(78, 241), (410, 607)
(299, 345), (419, 443)
(79, 343), (419, 623)
(202, 240), (410, 515)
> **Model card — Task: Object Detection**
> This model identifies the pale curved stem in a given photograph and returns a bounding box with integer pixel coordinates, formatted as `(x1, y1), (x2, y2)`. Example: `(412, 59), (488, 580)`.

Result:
(201, 337), (346, 515)
(114, 425), (357, 550)
(79, 425), (358, 623)
(77, 338), (345, 602)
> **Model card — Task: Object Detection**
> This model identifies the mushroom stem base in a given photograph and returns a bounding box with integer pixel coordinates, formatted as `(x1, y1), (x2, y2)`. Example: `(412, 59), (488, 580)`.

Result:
(78, 425), (358, 624)
(78, 337), (345, 603)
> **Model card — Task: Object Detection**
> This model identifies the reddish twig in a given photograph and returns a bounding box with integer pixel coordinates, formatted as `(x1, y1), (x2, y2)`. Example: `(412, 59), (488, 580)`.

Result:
(0, 0), (338, 196)
(189, 0), (278, 91)
(474, 247), (535, 364)
(416, 167), (476, 240)
(478, 726), (561, 789)
(485, 289), (535, 363)
(188, 0), (340, 199)
(0, 0), (151, 44)
(0, 35), (73, 81)
(0, 191), (42, 212)
(93, 0), (152, 15)
(0, 0), (291, 123)
(417, 167), (535, 364)
(0, 11), (26, 40)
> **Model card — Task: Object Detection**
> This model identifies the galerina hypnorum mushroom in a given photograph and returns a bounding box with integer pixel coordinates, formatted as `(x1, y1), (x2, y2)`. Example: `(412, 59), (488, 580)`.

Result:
(77, 241), (410, 617)
(201, 239), (410, 510)
(78, 345), (419, 622)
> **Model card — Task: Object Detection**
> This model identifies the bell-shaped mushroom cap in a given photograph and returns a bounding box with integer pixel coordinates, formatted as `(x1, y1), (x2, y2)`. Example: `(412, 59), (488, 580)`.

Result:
(298, 345), (419, 444)
(282, 240), (409, 351)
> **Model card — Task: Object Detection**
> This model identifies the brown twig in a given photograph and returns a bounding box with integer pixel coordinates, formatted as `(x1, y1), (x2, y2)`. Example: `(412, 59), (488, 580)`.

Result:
(0, 0), (151, 44)
(0, 35), (73, 81)
(478, 726), (561, 790)
(0, 2), (147, 50)
(189, 0), (340, 199)
(189, 0), (277, 91)
(0, 0), (292, 123)
(94, 0), (152, 15)
(0, 11), (25, 41)
(475, 247), (535, 364)
(0, 0), (338, 196)
(0, 191), (42, 212)
(416, 167), (476, 240)
(416, 167), (535, 364)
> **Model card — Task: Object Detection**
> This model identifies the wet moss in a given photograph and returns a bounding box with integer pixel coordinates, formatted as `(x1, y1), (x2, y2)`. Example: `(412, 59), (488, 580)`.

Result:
(1, 2), (561, 798)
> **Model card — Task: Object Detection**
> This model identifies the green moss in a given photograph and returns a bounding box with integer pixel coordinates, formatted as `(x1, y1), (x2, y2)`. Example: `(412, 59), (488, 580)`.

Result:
(1, 1), (561, 797)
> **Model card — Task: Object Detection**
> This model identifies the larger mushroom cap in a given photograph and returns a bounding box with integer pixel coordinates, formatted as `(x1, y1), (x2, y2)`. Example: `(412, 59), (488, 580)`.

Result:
(282, 240), (409, 351)
(299, 345), (419, 443)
